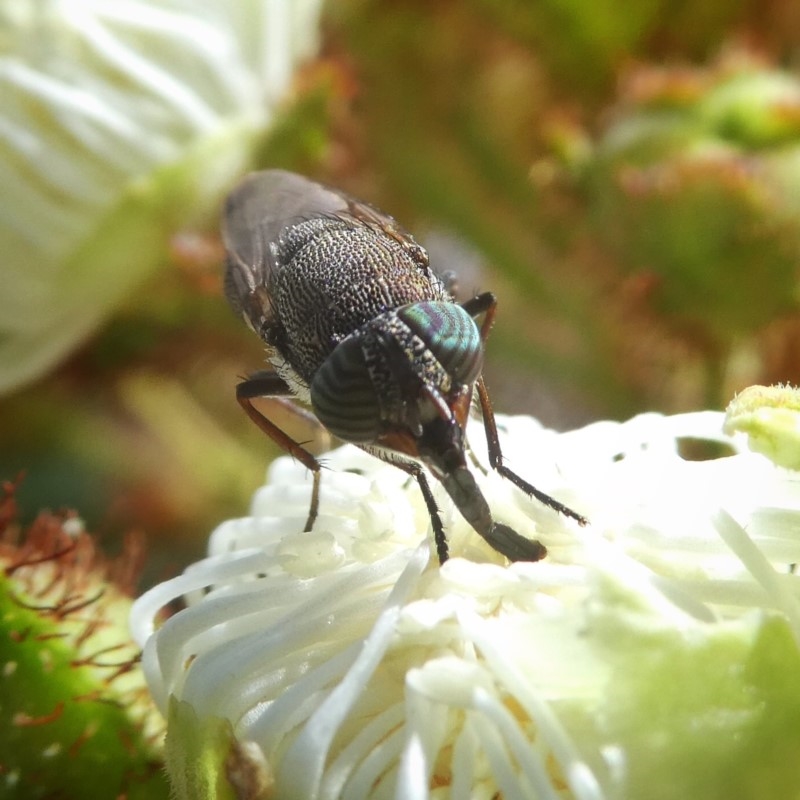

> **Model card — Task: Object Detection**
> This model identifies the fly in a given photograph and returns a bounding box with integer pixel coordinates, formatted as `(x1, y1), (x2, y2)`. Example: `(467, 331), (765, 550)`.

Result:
(222, 170), (587, 564)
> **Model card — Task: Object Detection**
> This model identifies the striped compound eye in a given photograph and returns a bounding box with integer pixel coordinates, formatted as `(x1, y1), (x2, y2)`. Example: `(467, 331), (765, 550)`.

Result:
(310, 335), (382, 444)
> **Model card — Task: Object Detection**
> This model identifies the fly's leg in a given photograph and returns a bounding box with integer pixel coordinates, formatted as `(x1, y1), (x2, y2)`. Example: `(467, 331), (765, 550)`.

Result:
(462, 293), (588, 526)
(461, 291), (497, 341)
(237, 371), (323, 531)
(362, 448), (449, 564)
(476, 378), (588, 526)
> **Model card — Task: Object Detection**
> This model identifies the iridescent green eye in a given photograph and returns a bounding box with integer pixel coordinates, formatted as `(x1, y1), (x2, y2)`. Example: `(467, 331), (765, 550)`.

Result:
(311, 337), (382, 444)
(398, 302), (483, 386)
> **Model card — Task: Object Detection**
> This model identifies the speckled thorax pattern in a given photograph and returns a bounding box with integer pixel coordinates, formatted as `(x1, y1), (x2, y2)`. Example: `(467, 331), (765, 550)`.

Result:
(269, 217), (450, 383)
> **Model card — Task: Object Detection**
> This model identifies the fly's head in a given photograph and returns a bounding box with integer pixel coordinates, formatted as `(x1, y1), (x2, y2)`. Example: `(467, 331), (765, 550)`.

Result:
(310, 300), (483, 472)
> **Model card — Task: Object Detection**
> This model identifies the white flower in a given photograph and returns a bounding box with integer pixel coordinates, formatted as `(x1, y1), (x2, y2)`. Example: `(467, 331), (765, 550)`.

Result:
(131, 410), (800, 800)
(0, 0), (323, 391)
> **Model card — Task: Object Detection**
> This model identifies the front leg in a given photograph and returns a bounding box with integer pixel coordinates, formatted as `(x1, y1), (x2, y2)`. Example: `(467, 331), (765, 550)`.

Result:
(360, 446), (449, 564)
(237, 371), (323, 532)
(461, 291), (497, 342)
(475, 378), (588, 526)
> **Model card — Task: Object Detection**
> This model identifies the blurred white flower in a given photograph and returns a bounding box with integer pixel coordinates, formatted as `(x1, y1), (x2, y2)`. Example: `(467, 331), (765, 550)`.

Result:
(0, 0), (323, 392)
(131, 410), (800, 800)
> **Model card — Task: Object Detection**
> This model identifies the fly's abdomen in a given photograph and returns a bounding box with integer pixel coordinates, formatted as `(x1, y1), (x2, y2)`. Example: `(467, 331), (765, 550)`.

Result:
(310, 336), (382, 444)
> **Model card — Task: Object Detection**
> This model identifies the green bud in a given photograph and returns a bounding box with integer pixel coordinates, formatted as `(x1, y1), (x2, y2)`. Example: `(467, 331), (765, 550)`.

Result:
(724, 384), (800, 470)
(586, 55), (800, 344)
(0, 503), (168, 799)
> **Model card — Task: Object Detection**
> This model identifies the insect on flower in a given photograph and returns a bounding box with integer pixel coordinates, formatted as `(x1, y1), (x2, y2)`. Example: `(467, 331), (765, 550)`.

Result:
(222, 170), (587, 563)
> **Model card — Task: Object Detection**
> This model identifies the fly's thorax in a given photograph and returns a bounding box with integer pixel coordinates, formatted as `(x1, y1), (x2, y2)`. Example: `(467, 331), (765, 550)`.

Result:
(270, 217), (449, 383)
(309, 301), (483, 446)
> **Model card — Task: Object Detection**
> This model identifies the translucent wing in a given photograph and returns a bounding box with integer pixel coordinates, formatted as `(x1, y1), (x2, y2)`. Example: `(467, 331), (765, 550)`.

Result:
(222, 170), (352, 334)
(222, 170), (431, 335)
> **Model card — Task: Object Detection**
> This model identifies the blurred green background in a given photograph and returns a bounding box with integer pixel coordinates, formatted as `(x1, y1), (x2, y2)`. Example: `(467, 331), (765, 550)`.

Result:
(3, 0), (800, 586)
